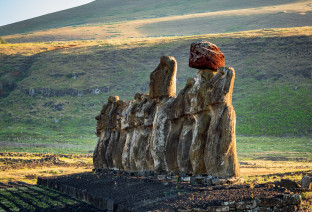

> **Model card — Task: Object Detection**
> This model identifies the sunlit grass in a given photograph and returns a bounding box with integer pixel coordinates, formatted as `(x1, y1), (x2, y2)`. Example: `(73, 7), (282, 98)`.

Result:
(0, 152), (92, 184)
(1, 27), (311, 55)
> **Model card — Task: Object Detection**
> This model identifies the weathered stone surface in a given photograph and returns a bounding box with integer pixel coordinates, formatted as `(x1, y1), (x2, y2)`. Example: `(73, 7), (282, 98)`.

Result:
(282, 194), (301, 205)
(149, 55), (177, 99)
(189, 41), (225, 70)
(189, 110), (211, 174)
(273, 204), (299, 212)
(179, 209), (206, 212)
(206, 205), (229, 212)
(212, 178), (228, 186)
(302, 175), (312, 189)
(194, 177), (205, 184)
(254, 207), (273, 212)
(211, 177), (244, 186)
(227, 177), (244, 184)
(93, 42), (239, 177)
(150, 97), (174, 172)
(235, 200), (257, 210)
(221, 201), (235, 206)
(279, 179), (300, 189)
(204, 67), (239, 178)
(257, 197), (282, 207)
(203, 178), (213, 186)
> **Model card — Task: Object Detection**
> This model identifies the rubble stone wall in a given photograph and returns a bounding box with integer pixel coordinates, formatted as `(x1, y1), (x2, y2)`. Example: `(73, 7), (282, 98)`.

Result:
(37, 176), (303, 212)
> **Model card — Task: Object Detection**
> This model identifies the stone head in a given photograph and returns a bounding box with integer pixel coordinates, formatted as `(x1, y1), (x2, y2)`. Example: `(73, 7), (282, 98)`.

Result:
(160, 55), (177, 70)
(134, 93), (143, 102)
(108, 96), (119, 103)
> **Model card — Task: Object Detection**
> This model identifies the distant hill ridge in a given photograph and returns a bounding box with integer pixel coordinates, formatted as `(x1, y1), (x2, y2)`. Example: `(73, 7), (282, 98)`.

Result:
(0, 0), (306, 37)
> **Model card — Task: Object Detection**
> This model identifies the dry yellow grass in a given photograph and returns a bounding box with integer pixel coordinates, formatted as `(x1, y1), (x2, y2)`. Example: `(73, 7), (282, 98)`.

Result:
(0, 166), (92, 184)
(1, 26), (312, 57)
(240, 160), (312, 176)
(0, 153), (93, 184)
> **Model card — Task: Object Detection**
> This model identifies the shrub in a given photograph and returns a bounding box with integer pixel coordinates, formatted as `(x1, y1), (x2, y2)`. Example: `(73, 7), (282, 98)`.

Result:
(0, 37), (8, 44)
(65, 73), (72, 78)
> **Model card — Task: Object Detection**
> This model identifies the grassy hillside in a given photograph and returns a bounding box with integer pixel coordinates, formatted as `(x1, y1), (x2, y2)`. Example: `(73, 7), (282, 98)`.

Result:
(1, 0), (311, 43)
(0, 27), (311, 154)
(0, 0), (300, 36)
(139, 3), (312, 37)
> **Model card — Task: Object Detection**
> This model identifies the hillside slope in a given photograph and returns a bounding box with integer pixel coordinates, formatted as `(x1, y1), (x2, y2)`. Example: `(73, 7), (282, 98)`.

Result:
(0, 0), (300, 35)
(0, 28), (311, 153)
(2, 0), (311, 43)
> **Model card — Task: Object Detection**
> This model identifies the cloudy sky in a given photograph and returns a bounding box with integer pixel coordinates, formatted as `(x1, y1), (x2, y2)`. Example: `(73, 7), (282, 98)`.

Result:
(0, 0), (94, 27)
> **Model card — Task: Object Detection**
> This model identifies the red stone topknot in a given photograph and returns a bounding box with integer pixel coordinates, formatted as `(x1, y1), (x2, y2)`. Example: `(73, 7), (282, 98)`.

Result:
(189, 41), (225, 70)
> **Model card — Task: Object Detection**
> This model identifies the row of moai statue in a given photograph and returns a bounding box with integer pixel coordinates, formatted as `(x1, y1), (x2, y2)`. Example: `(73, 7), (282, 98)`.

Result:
(93, 41), (240, 177)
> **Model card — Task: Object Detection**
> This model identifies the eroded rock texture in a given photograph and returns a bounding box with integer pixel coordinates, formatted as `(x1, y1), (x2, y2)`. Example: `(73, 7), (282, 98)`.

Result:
(94, 45), (240, 177)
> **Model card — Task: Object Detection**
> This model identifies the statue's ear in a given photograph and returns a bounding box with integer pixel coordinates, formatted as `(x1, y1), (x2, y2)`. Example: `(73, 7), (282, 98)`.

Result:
(222, 69), (234, 94)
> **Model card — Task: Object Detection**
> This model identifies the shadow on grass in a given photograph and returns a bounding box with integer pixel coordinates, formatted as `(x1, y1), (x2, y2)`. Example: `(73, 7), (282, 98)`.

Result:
(0, 185), (99, 212)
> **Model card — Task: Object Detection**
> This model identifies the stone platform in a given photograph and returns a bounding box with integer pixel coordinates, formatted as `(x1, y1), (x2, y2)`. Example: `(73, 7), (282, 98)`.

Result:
(37, 170), (303, 211)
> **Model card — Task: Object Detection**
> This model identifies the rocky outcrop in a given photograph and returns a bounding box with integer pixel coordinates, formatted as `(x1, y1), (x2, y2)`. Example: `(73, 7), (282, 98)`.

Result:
(93, 42), (240, 177)
(302, 176), (312, 189)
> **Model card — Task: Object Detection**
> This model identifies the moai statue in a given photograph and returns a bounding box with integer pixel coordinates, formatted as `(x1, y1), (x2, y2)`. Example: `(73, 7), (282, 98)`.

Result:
(149, 56), (177, 99)
(188, 41), (239, 177)
(149, 56), (177, 172)
(93, 96), (119, 169)
(204, 67), (240, 177)
(188, 41), (224, 174)
(122, 93), (144, 171)
(166, 78), (196, 174)
(129, 93), (154, 171)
